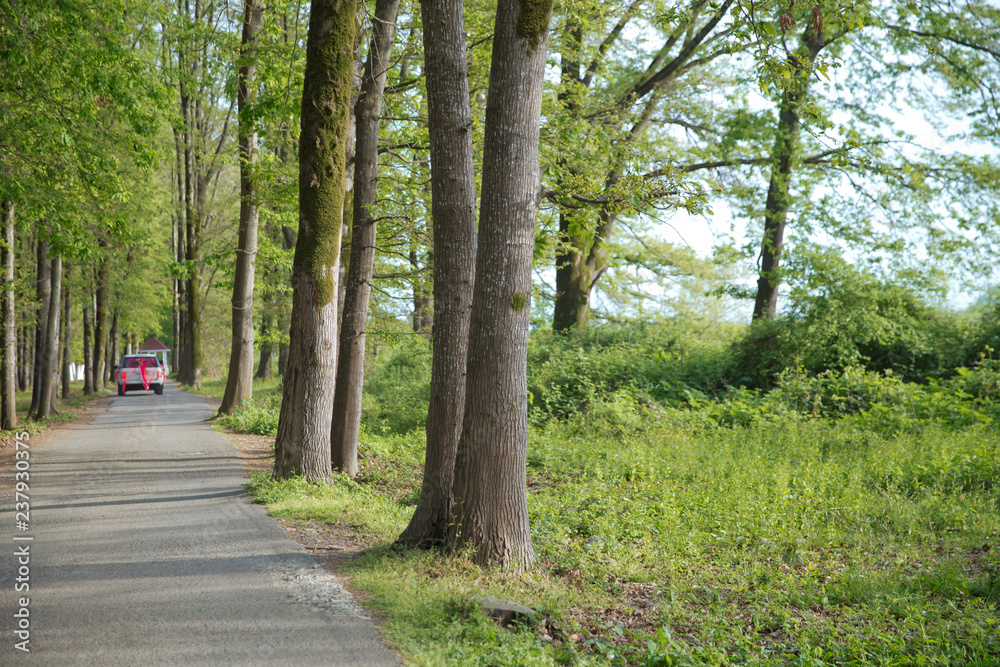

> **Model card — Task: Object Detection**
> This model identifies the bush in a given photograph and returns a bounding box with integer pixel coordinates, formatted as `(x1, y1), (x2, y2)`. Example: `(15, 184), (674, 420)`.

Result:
(729, 252), (978, 387)
(527, 322), (731, 422)
(361, 334), (432, 435)
(217, 395), (281, 436)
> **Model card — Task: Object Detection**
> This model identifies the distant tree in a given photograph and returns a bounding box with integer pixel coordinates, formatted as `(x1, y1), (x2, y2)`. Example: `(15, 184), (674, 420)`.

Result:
(29, 237), (51, 415)
(60, 263), (71, 399)
(750, 5), (838, 321)
(549, 0), (739, 331)
(93, 245), (110, 390)
(36, 255), (61, 418)
(220, 0), (266, 416)
(1, 201), (16, 430)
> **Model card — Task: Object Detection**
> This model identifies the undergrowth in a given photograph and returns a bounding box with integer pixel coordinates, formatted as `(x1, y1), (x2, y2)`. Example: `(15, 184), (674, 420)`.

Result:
(234, 328), (1000, 665)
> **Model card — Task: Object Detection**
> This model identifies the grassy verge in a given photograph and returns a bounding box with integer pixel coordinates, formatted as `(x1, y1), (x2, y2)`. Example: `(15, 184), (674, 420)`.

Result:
(2, 381), (111, 439)
(241, 410), (1000, 666)
(180, 374), (284, 402)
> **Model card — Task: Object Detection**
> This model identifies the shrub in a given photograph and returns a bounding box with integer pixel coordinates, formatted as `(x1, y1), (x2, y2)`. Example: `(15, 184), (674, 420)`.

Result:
(217, 395), (281, 436)
(728, 250), (976, 387)
(527, 322), (731, 422)
(361, 334), (432, 435)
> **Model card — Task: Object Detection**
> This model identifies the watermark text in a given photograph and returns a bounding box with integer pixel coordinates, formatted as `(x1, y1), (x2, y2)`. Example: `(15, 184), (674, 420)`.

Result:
(12, 430), (31, 653)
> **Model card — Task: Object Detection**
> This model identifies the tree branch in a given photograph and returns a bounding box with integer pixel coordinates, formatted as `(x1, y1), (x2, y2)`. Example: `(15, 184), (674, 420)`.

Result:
(582, 0), (644, 88)
(884, 23), (1000, 60)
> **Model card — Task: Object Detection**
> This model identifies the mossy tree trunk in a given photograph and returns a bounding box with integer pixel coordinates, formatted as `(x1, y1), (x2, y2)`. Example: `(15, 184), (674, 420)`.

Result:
(397, 0), (478, 548)
(449, 0), (553, 570)
(331, 0), (401, 477)
(273, 0), (357, 484)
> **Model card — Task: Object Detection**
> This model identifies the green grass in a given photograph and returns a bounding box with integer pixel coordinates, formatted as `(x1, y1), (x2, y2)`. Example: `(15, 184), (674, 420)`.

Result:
(244, 409), (1000, 666)
(2, 380), (112, 437)
(182, 374), (284, 401)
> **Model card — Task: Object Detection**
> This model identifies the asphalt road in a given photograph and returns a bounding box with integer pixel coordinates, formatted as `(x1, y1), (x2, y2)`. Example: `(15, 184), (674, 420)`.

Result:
(1, 382), (401, 666)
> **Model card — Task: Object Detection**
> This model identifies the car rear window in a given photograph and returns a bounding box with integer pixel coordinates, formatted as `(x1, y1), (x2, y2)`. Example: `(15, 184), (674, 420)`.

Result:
(121, 357), (159, 368)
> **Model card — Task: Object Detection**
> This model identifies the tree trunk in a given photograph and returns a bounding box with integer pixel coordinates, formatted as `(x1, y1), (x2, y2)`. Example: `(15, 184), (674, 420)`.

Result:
(220, 0), (265, 416)
(29, 237), (51, 417)
(552, 23), (590, 333)
(554, 211), (601, 331)
(397, 0), (477, 548)
(17, 323), (27, 392)
(255, 220), (276, 381)
(273, 0), (357, 484)
(82, 288), (93, 394)
(449, 0), (551, 570)
(93, 250), (110, 391)
(277, 341), (288, 376)
(1, 201), (17, 430)
(36, 255), (61, 419)
(331, 0), (401, 477)
(277, 226), (296, 378)
(752, 29), (826, 321)
(109, 308), (119, 382)
(255, 312), (274, 378)
(61, 263), (71, 399)
(171, 120), (186, 378)
(184, 211), (201, 387)
(178, 68), (194, 384)
(409, 249), (434, 336)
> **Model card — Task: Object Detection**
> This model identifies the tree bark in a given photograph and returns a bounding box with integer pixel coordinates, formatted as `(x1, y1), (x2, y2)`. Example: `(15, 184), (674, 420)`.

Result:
(449, 0), (551, 570)
(109, 308), (119, 384)
(409, 249), (433, 336)
(331, 0), (401, 477)
(17, 323), (28, 391)
(82, 287), (93, 394)
(178, 53), (194, 384)
(398, 0), (477, 548)
(273, 0), (357, 484)
(93, 249), (110, 391)
(1, 201), (17, 430)
(255, 312), (274, 378)
(220, 0), (265, 416)
(277, 225), (296, 377)
(752, 28), (826, 320)
(36, 255), (61, 419)
(184, 203), (202, 387)
(172, 125), (186, 377)
(61, 263), (71, 398)
(29, 237), (51, 416)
